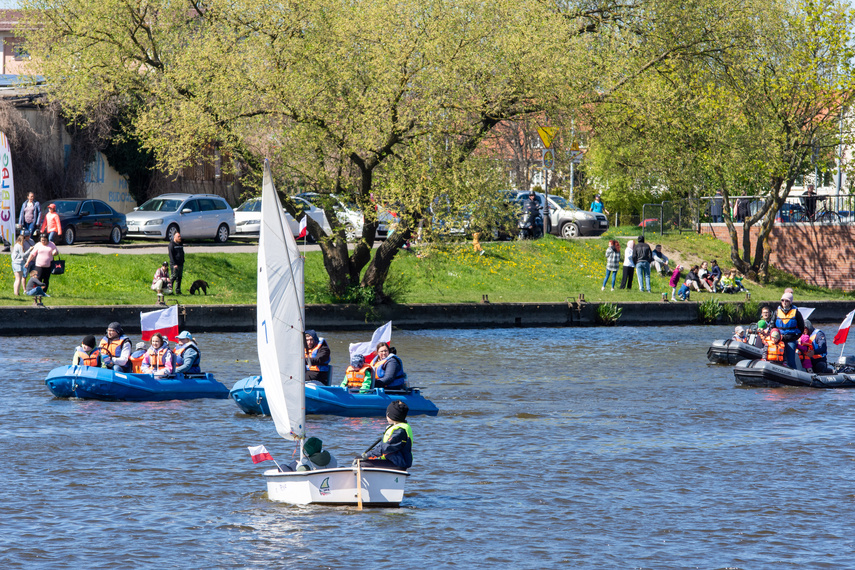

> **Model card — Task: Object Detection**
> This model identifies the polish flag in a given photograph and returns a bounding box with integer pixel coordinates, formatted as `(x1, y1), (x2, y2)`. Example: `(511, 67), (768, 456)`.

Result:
(833, 309), (855, 345)
(349, 321), (392, 361)
(297, 216), (308, 238)
(248, 445), (273, 463)
(139, 305), (179, 342)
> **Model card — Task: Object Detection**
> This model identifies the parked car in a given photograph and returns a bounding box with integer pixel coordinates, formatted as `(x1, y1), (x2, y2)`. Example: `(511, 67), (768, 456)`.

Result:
(125, 193), (236, 242)
(233, 196), (331, 239)
(47, 198), (128, 245)
(513, 192), (609, 237)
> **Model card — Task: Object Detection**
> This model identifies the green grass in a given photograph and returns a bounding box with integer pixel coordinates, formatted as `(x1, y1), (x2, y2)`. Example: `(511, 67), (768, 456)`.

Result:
(0, 232), (850, 306)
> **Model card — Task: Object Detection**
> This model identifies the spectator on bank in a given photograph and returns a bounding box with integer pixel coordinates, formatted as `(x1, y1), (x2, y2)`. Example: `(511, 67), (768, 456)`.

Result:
(602, 240), (621, 291)
(168, 231), (185, 295)
(25, 233), (58, 294)
(18, 192), (41, 236)
(151, 261), (172, 306)
(697, 261), (715, 293)
(25, 270), (48, 307)
(41, 203), (62, 244)
(590, 195), (609, 216)
(669, 265), (683, 301)
(652, 244), (670, 275)
(11, 233), (34, 296)
(619, 240), (635, 290)
(632, 235), (653, 293)
(710, 190), (724, 223)
(685, 265), (703, 293)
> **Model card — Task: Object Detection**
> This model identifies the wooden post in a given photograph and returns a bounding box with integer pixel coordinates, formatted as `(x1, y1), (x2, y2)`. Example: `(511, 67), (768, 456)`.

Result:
(356, 459), (363, 511)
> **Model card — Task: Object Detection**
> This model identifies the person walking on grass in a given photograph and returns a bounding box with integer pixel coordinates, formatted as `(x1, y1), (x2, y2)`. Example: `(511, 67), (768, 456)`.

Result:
(11, 233), (34, 296)
(602, 239), (621, 291)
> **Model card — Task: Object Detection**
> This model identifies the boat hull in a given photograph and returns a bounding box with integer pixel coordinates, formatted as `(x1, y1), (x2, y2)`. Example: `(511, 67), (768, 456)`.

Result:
(230, 375), (439, 417)
(733, 359), (855, 389)
(263, 466), (408, 506)
(45, 365), (230, 401)
(707, 339), (765, 365)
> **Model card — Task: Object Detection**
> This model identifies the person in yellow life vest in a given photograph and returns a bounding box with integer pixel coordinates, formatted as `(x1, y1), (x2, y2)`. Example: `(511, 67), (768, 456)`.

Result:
(72, 335), (102, 367)
(100, 321), (133, 372)
(764, 329), (786, 365)
(340, 353), (374, 393)
(129, 342), (147, 373)
(775, 292), (804, 368)
(141, 333), (174, 377)
(360, 401), (413, 471)
(304, 330), (331, 385)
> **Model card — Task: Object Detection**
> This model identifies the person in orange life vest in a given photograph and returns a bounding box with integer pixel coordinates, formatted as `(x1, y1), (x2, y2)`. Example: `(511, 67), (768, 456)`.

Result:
(129, 342), (147, 373)
(340, 353), (374, 392)
(141, 333), (174, 376)
(775, 291), (804, 368)
(100, 321), (133, 372)
(304, 330), (331, 385)
(732, 325), (748, 343)
(42, 203), (62, 244)
(764, 329), (786, 364)
(173, 330), (201, 374)
(360, 400), (413, 471)
(72, 335), (102, 367)
(371, 342), (407, 389)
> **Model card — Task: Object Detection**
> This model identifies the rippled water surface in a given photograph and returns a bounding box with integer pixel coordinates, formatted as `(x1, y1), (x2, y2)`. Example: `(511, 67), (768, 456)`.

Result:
(3, 325), (855, 568)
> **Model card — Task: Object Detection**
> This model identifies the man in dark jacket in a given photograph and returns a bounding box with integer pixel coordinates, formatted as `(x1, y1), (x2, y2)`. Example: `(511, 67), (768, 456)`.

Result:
(361, 401), (413, 471)
(168, 232), (185, 295)
(304, 329), (331, 385)
(632, 235), (653, 293)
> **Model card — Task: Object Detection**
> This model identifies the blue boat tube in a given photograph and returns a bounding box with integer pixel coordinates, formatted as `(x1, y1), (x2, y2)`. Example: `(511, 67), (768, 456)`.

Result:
(45, 365), (230, 401)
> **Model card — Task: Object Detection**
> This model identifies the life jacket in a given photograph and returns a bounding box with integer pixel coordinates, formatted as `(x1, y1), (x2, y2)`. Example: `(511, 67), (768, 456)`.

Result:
(75, 346), (101, 367)
(345, 365), (372, 389)
(371, 354), (407, 386)
(100, 335), (131, 358)
(146, 346), (171, 370)
(305, 338), (330, 372)
(765, 339), (785, 362)
(775, 307), (800, 337)
(174, 341), (201, 369)
(732, 335), (747, 343)
(376, 422), (413, 469)
(810, 331), (827, 359)
(129, 354), (145, 373)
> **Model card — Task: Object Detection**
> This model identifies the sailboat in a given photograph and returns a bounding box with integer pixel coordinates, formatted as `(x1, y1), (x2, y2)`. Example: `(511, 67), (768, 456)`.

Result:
(255, 161), (408, 506)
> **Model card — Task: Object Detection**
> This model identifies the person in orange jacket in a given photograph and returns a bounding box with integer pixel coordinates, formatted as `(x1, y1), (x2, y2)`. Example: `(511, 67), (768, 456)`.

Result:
(764, 329), (786, 365)
(42, 203), (63, 243)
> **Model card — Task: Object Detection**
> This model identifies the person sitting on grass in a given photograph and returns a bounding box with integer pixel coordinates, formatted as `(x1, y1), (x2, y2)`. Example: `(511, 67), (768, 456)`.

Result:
(151, 261), (172, 306)
(652, 245), (671, 275)
(25, 270), (49, 307)
(141, 333), (174, 377)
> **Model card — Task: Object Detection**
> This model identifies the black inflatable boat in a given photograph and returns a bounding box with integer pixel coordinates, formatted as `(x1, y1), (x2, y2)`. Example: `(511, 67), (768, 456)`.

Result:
(707, 339), (765, 365)
(733, 359), (855, 389)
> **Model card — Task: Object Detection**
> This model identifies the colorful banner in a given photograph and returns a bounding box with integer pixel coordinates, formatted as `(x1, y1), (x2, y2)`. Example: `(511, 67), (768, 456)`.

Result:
(0, 132), (14, 244)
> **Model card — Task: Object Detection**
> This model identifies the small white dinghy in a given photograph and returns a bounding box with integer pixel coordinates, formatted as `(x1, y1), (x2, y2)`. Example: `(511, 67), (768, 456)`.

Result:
(255, 161), (407, 507)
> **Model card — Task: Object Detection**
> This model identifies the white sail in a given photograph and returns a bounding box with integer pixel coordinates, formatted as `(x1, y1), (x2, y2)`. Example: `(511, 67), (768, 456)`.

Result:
(258, 160), (306, 441)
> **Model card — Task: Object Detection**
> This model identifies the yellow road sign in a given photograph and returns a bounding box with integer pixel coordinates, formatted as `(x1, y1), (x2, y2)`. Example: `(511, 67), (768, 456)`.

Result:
(537, 126), (559, 149)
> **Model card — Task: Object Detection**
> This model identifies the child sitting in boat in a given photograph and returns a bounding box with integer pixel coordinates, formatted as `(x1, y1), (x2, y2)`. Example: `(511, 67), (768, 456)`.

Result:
(72, 335), (102, 367)
(341, 353), (374, 393)
(797, 332), (814, 372)
(732, 326), (748, 343)
(764, 329), (786, 365)
(141, 333), (174, 377)
(295, 437), (338, 471)
(129, 342), (147, 373)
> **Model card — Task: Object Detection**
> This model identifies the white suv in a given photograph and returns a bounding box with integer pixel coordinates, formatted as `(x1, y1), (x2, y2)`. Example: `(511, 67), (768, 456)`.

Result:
(126, 193), (236, 242)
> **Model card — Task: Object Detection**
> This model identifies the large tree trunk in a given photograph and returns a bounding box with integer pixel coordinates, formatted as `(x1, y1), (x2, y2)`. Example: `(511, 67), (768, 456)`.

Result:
(361, 228), (412, 303)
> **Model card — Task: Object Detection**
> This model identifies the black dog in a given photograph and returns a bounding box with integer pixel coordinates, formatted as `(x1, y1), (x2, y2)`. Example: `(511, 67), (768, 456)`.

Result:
(189, 279), (209, 295)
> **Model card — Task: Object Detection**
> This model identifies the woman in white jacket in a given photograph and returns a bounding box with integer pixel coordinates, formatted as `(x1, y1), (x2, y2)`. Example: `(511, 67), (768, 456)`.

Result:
(619, 239), (635, 290)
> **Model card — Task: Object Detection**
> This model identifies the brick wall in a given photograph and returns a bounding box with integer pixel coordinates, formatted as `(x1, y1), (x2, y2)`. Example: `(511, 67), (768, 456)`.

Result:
(700, 223), (855, 291)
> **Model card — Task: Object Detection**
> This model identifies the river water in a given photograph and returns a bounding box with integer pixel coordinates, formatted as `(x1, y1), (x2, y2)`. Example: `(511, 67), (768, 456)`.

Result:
(2, 325), (854, 568)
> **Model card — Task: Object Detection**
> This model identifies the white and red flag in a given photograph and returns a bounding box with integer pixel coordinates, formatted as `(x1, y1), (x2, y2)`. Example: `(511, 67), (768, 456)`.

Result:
(139, 305), (179, 342)
(833, 309), (855, 345)
(297, 216), (308, 238)
(348, 320), (392, 361)
(248, 445), (273, 464)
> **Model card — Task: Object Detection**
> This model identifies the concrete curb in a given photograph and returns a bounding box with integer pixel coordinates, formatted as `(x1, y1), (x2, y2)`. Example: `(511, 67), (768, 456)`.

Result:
(2, 300), (853, 336)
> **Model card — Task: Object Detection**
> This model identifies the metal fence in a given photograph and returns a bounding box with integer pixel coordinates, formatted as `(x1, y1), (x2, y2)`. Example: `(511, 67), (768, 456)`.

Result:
(699, 193), (855, 227)
(639, 201), (692, 237)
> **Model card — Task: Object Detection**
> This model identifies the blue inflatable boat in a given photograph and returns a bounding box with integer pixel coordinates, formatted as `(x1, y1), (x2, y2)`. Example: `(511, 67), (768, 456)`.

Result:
(229, 375), (439, 417)
(45, 365), (230, 401)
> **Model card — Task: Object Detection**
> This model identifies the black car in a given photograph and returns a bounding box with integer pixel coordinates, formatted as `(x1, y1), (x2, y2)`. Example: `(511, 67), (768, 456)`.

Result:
(49, 199), (128, 245)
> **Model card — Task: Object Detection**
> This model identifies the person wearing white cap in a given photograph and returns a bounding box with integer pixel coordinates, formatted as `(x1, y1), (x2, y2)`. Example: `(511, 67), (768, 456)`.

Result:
(774, 291), (804, 368)
(173, 331), (201, 374)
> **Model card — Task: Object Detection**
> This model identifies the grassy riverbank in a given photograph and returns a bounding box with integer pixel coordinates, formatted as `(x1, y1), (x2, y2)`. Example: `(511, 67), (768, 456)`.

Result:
(0, 231), (848, 306)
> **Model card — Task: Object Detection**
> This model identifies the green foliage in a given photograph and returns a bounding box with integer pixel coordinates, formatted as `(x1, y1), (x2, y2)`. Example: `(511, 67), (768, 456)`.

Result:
(596, 303), (623, 325)
(100, 116), (155, 205)
(698, 298), (724, 324)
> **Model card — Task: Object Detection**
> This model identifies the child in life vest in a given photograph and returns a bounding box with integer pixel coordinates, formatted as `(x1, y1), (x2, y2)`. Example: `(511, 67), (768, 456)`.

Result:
(732, 325), (748, 343)
(764, 329), (786, 364)
(340, 353), (373, 393)
(797, 331), (814, 372)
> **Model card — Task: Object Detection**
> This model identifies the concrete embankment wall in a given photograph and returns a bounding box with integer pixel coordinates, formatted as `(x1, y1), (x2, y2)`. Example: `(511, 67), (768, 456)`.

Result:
(2, 300), (855, 336)
(700, 223), (855, 290)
